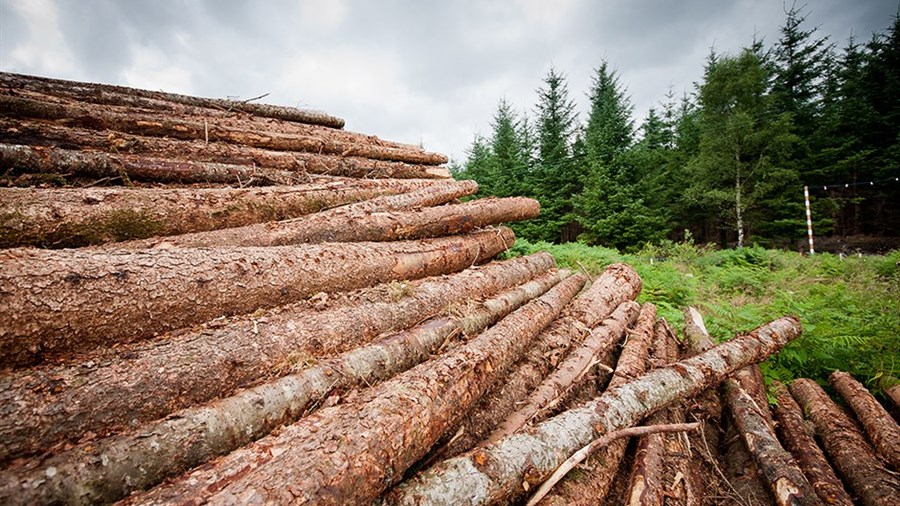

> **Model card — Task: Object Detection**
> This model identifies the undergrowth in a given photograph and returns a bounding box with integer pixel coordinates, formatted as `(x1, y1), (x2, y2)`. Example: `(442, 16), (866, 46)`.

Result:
(503, 239), (900, 391)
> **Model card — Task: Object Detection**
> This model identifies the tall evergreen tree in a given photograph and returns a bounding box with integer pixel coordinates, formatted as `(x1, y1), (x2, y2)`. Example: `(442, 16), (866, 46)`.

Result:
(487, 98), (528, 197)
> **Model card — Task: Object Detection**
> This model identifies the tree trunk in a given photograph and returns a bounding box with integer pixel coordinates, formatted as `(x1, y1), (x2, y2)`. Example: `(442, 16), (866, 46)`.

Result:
(123, 275), (588, 506)
(1, 71), (347, 129)
(0, 270), (566, 505)
(0, 252), (555, 464)
(0, 178), (461, 248)
(385, 316), (804, 505)
(0, 118), (452, 180)
(1, 94), (448, 165)
(829, 371), (900, 468)
(0, 143), (305, 186)
(0, 228), (514, 367)
(789, 378), (900, 506)
(487, 301), (641, 442)
(771, 381), (854, 506)
(426, 263), (643, 460)
(110, 196), (537, 249)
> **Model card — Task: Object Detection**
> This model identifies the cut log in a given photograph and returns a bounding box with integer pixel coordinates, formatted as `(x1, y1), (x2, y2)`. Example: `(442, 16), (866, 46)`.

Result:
(428, 263), (643, 460)
(829, 370), (900, 468)
(111, 196), (535, 249)
(0, 253), (554, 464)
(771, 381), (854, 506)
(124, 274), (588, 506)
(487, 301), (641, 442)
(0, 178), (461, 248)
(0, 118), (452, 179)
(789, 378), (900, 506)
(879, 376), (900, 412)
(1, 94), (448, 165)
(1, 71), (347, 128)
(0, 227), (513, 367)
(385, 316), (804, 505)
(0, 143), (304, 186)
(0, 270), (566, 505)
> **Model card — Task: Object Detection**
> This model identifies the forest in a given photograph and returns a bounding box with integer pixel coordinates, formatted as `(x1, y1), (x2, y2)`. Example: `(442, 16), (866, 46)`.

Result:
(455, 7), (900, 252)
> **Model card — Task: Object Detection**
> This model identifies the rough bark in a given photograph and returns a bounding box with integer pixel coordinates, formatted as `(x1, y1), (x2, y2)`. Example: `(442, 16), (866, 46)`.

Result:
(0, 178), (457, 248)
(1, 94), (448, 165)
(487, 301), (641, 442)
(0, 270), (565, 505)
(0, 253), (554, 464)
(879, 376), (900, 412)
(0, 228), (513, 367)
(829, 370), (900, 468)
(0, 142), (305, 185)
(0, 118), (452, 179)
(428, 263), (644, 460)
(124, 274), (588, 506)
(789, 378), (900, 506)
(1, 71), (347, 128)
(385, 316), (804, 505)
(771, 381), (854, 506)
(111, 196), (535, 249)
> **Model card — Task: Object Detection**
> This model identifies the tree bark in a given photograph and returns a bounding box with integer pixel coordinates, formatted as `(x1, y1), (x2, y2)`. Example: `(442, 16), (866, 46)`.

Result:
(0, 118), (452, 179)
(385, 316), (804, 505)
(0, 142), (305, 186)
(487, 301), (641, 442)
(771, 381), (854, 506)
(1, 94), (448, 165)
(0, 252), (555, 464)
(123, 274), (588, 506)
(0, 270), (566, 505)
(0, 178), (460, 248)
(1, 71), (347, 129)
(426, 263), (643, 460)
(829, 370), (900, 468)
(789, 378), (900, 506)
(878, 375), (900, 412)
(110, 196), (536, 249)
(0, 228), (514, 367)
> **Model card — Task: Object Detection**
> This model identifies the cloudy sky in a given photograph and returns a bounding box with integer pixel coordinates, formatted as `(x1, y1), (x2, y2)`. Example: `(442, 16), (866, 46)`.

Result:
(1, 0), (896, 161)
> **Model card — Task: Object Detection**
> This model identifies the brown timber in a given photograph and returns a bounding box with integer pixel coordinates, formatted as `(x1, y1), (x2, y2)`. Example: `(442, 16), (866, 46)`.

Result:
(829, 370), (900, 468)
(125, 274), (588, 506)
(0, 252), (554, 463)
(789, 378), (900, 506)
(770, 381), (854, 506)
(385, 316), (804, 505)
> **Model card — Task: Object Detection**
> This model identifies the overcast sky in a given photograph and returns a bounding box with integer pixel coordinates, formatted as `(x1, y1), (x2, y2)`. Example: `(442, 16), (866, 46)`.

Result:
(1, 0), (897, 162)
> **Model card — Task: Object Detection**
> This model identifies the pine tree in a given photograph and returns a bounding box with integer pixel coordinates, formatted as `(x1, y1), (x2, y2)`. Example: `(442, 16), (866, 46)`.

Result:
(488, 99), (528, 198)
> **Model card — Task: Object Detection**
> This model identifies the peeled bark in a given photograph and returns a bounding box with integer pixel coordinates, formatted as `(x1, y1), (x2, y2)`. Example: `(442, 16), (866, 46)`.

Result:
(1, 94), (448, 165)
(0, 253), (554, 464)
(0, 118), (451, 179)
(1, 71), (347, 128)
(771, 381), (854, 506)
(385, 316), (804, 505)
(487, 301), (641, 442)
(829, 370), (900, 468)
(0, 228), (513, 367)
(126, 274), (588, 506)
(789, 378), (900, 506)
(0, 271), (565, 505)
(112, 196), (534, 249)
(429, 263), (643, 459)
(0, 178), (457, 248)
(0, 143), (304, 185)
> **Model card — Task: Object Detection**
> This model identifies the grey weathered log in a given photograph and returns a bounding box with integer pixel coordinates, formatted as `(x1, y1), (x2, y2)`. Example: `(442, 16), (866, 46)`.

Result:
(829, 370), (900, 468)
(0, 270), (565, 505)
(124, 275), (589, 506)
(385, 316), (803, 505)
(0, 252), (553, 464)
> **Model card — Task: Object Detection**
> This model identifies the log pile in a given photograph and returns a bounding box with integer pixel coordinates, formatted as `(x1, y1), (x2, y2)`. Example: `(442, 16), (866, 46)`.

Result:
(1, 73), (898, 505)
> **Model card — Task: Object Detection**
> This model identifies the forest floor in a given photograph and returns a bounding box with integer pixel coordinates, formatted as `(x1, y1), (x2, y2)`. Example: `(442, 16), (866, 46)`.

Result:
(504, 238), (900, 395)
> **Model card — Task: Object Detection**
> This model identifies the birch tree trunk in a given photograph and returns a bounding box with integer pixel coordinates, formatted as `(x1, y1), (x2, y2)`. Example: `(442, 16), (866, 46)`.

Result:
(829, 371), (900, 468)
(0, 252), (554, 464)
(385, 316), (803, 505)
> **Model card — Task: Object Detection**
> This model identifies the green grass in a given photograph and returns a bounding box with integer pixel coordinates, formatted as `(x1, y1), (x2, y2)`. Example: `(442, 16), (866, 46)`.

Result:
(503, 239), (900, 391)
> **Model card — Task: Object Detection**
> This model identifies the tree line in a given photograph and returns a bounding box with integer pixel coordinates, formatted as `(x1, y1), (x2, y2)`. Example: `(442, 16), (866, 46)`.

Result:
(454, 7), (900, 250)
